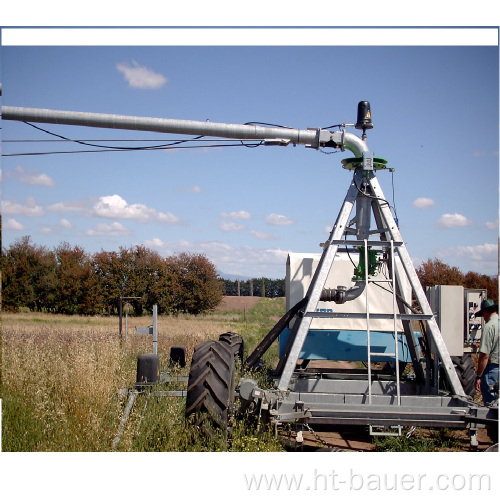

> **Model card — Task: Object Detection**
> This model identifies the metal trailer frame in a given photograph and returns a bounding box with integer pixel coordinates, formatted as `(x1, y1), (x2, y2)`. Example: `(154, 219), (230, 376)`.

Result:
(160, 163), (497, 445)
(240, 159), (498, 443)
(3, 103), (497, 446)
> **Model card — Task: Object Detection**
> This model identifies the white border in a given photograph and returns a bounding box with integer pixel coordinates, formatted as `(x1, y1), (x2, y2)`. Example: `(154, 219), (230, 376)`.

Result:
(2, 27), (498, 46)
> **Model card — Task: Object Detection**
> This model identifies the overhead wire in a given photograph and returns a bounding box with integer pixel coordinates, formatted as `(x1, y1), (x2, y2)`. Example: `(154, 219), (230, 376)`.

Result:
(21, 121), (207, 150)
(2, 142), (266, 157)
(1, 122), (267, 156)
(1, 120), (299, 156)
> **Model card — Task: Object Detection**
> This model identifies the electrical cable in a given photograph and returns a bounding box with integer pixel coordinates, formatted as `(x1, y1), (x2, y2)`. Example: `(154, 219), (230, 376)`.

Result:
(1, 120), (271, 156)
(352, 169), (401, 226)
(321, 123), (344, 130)
(243, 121), (292, 129)
(391, 170), (399, 223)
(2, 142), (265, 157)
(4, 138), (255, 143)
(22, 121), (206, 150)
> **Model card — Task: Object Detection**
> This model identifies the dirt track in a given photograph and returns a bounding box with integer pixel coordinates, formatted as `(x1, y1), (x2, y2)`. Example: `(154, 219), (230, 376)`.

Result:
(286, 427), (495, 452)
(216, 296), (261, 311)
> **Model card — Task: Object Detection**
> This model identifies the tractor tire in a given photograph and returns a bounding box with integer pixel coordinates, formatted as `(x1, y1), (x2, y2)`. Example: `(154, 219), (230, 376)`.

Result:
(185, 340), (236, 428)
(219, 332), (244, 363)
(450, 354), (476, 398)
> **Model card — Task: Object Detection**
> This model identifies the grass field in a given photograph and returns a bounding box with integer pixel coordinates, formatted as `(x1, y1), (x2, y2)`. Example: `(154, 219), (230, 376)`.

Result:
(2, 297), (495, 452)
(1, 297), (286, 452)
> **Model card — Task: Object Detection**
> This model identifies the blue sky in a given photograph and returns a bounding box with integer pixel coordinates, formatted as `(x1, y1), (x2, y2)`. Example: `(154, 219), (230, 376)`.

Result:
(1, 30), (499, 279)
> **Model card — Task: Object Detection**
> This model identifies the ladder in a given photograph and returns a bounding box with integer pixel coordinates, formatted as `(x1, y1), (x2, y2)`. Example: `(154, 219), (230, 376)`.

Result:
(276, 161), (466, 404)
(364, 238), (402, 436)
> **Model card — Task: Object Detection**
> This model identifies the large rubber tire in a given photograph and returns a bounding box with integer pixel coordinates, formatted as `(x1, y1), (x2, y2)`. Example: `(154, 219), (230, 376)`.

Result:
(219, 332), (244, 363)
(451, 354), (476, 398)
(185, 340), (236, 428)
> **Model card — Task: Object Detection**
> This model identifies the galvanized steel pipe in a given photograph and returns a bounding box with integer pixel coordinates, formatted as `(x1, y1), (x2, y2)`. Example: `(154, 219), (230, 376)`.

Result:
(1, 106), (369, 156)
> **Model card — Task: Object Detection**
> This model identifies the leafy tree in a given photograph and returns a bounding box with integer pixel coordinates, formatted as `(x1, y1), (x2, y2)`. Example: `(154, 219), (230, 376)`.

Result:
(150, 258), (176, 314)
(464, 271), (498, 303)
(92, 249), (123, 315)
(416, 258), (498, 303)
(219, 278), (238, 296)
(165, 252), (223, 314)
(416, 258), (464, 288)
(1, 236), (57, 312)
(117, 245), (165, 316)
(220, 277), (285, 297)
(54, 243), (98, 315)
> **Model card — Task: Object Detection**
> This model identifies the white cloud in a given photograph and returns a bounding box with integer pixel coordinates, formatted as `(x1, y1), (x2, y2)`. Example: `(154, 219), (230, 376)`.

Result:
(251, 230), (276, 241)
(1, 197), (45, 217)
(142, 238), (289, 278)
(59, 218), (73, 229)
(217, 221), (246, 232)
(436, 213), (473, 228)
(436, 242), (498, 273)
(265, 213), (295, 226)
(180, 186), (202, 193)
(485, 219), (499, 230)
(12, 166), (55, 187)
(116, 60), (167, 89)
(157, 211), (182, 224)
(84, 222), (132, 237)
(143, 237), (168, 249)
(90, 195), (180, 225)
(412, 197), (436, 209)
(221, 210), (251, 220)
(3, 218), (26, 231)
(47, 199), (89, 212)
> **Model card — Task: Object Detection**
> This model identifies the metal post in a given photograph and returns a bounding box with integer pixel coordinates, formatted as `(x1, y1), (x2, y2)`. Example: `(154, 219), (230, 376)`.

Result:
(119, 297), (123, 345)
(119, 296), (142, 347)
(153, 305), (158, 356)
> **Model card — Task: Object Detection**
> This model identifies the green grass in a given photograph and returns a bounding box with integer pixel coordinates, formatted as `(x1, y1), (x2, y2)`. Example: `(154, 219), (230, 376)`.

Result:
(4, 300), (470, 452)
(373, 428), (463, 452)
(1, 298), (287, 452)
(119, 391), (284, 452)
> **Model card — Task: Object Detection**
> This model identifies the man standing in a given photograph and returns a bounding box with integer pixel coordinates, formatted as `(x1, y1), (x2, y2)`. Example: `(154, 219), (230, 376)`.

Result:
(475, 299), (499, 405)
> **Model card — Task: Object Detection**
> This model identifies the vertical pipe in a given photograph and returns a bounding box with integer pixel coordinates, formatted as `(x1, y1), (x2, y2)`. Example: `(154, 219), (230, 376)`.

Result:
(119, 297), (123, 346)
(153, 305), (158, 356)
(365, 238), (372, 404)
(391, 240), (401, 406)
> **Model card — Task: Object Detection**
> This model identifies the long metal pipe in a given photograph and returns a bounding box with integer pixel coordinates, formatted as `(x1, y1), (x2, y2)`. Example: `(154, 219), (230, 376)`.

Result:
(1, 106), (369, 156)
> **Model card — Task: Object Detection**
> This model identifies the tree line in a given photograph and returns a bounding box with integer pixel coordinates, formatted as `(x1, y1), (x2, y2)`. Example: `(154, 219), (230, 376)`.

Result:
(416, 258), (498, 303)
(1, 236), (224, 316)
(1, 235), (497, 316)
(219, 277), (285, 298)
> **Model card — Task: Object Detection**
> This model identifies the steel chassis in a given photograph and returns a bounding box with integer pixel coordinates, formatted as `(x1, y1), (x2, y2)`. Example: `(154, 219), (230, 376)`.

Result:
(239, 159), (498, 445)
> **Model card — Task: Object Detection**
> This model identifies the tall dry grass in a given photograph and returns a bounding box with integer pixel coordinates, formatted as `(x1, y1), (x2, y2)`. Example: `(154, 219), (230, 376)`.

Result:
(2, 316), (124, 451)
(1, 299), (286, 451)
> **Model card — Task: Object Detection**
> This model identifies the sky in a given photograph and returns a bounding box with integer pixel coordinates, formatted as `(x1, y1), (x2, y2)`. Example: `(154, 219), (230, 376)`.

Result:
(1, 29), (499, 279)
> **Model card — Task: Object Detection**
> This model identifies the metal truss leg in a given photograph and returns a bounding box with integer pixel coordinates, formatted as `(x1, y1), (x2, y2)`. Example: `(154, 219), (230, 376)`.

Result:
(368, 175), (465, 397)
(277, 170), (363, 392)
